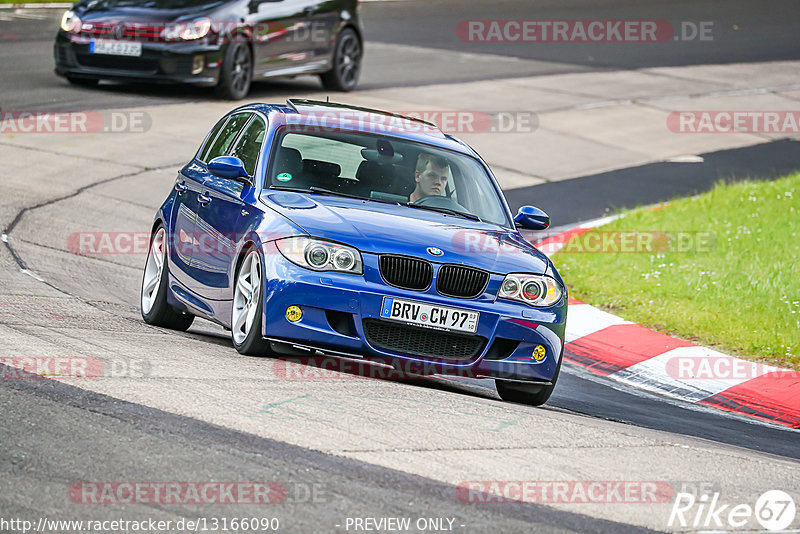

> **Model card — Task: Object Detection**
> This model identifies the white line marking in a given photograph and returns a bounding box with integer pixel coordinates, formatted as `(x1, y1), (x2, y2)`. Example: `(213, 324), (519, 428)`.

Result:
(11, 10), (48, 19)
(565, 304), (632, 342)
(610, 346), (780, 403)
(666, 155), (705, 163)
(21, 269), (44, 282)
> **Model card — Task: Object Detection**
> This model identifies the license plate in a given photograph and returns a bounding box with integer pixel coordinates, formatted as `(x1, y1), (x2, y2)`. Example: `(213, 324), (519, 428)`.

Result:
(379, 297), (479, 334)
(90, 39), (142, 57)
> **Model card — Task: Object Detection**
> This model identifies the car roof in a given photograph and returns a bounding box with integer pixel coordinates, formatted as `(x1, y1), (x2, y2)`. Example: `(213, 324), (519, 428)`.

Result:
(227, 100), (480, 157)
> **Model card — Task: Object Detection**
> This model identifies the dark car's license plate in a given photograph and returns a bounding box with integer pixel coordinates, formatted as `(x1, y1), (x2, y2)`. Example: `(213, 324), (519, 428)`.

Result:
(90, 39), (142, 57)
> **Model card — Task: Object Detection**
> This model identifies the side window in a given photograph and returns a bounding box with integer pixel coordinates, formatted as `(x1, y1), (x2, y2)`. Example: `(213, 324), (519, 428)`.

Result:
(229, 116), (266, 176)
(197, 117), (227, 162)
(204, 113), (251, 162)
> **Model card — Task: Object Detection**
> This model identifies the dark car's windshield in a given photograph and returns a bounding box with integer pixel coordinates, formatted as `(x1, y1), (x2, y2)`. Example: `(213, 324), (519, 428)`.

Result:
(87, 0), (220, 10)
(267, 129), (511, 226)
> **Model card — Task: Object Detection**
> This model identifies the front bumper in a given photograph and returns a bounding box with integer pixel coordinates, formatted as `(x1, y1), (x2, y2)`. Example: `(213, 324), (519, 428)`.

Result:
(261, 244), (567, 383)
(54, 32), (223, 85)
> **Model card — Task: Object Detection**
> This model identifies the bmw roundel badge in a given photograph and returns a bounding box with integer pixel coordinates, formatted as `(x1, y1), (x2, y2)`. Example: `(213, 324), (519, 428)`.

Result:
(427, 247), (444, 257)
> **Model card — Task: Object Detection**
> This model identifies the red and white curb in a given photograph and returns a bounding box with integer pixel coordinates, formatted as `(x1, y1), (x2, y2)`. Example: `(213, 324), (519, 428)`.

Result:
(535, 218), (800, 430)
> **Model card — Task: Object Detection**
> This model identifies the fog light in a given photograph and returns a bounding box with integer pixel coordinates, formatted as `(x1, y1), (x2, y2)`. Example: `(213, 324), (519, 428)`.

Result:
(532, 345), (546, 361)
(192, 55), (204, 75)
(286, 306), (302, 322)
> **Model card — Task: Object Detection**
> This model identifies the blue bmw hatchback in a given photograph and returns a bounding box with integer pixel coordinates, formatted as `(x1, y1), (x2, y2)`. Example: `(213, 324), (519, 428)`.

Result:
(141, 99), (567, 405)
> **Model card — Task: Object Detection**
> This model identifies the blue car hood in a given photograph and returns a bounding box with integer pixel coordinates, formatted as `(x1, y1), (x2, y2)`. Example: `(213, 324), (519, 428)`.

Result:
(262, 193), (549, 275)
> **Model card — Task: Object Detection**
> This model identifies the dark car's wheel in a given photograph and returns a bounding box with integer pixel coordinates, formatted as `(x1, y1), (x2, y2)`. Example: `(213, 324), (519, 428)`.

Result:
(141, 225), (195, 331)
(216, 42), (252, 100)
(320, 28), (362, 92)
(495, 358), (561, 406)
(232, 248), (272, 356)
(67, 76), (99, 87)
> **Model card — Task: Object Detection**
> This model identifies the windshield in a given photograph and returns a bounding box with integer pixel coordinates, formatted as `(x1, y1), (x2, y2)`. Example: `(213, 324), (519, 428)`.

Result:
(86, 0), (219, 10)
(267, 129), (511, 226)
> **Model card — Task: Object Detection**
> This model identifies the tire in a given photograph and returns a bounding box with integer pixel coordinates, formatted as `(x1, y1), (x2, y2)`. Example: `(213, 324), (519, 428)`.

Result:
(215, 42), (252, 100)
(67, 76), (99, 87)
(495, 358), (561, 406)
(231, 247), (272, 356)
(320, 28), (362, 92)
(141, 225), (195, 331)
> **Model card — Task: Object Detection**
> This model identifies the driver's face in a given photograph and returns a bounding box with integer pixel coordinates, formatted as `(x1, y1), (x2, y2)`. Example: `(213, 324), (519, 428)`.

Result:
(415, 162), (449, 197)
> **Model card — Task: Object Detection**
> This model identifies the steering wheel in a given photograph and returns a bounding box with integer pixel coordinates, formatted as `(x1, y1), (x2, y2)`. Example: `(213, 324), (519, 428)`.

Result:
(411, 195), (467, 211)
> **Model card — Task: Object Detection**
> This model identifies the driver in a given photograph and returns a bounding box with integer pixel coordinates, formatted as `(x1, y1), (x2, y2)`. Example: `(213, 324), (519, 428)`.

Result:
(409, 152), (450, 203)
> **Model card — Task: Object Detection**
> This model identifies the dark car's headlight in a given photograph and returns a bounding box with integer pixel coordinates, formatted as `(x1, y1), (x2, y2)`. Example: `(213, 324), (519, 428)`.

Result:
(162, 18), (211, 41)
(276, 237), (363, 274)
(60, 10), (81, 33)
(498, 273), (563, 307)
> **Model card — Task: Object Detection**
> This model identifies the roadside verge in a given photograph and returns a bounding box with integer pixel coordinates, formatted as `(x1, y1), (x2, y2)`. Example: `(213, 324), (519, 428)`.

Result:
(536, 219), (800, 430)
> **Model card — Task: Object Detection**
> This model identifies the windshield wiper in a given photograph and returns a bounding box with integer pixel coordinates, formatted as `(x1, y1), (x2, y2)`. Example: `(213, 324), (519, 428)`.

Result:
(268, 185), (401, 205)
(403, 203), (482, 222)
(308, 187), (400, 205)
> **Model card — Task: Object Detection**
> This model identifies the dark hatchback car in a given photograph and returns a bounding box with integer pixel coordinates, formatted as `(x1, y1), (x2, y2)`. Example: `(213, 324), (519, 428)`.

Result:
(54, 0), (363, 99)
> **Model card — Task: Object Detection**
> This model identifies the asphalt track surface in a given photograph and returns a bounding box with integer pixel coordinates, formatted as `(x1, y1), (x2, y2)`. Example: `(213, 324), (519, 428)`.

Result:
(506, 139), (800, 226)
(1, 1), (800, 532)
(3, 0), (800, 109)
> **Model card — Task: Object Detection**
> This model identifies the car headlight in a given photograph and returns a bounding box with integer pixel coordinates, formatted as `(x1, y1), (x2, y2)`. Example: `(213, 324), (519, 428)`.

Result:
(276, 237), (363, 274)
(60, 10), (81, 33)
(498, 273), (563, 307)
(162, 18), (211, 41)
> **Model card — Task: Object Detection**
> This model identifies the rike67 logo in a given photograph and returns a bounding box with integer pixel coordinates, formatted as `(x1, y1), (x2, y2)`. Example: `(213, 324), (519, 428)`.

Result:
(669, 488), (796, 531)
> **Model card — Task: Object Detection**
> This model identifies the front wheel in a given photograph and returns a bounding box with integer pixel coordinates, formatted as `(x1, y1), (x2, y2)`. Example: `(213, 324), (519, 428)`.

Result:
(141, 226), (194, 331)
(495, 359), (561, 406)
(215, 42), (252, 100)
(231, 248), (272, 356)
(320, 28), (362, 92)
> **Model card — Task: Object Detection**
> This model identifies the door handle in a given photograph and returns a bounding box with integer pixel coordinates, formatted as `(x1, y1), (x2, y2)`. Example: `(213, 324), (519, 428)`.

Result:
(198, 192), (212, 205)
(175, 181), (187, 194)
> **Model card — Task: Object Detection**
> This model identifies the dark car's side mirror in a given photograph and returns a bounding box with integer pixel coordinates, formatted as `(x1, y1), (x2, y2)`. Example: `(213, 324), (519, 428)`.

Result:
(514, 206), (550, 230)
(208, 156), (252, 185)
(249, 0), (281, 12)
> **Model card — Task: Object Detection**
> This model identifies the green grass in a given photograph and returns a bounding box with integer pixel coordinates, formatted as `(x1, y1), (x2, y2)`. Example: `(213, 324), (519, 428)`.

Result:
(553, 173), (800, 368)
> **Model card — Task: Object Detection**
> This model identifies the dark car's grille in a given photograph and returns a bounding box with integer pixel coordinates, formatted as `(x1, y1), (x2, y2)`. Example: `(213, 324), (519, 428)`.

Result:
(76, 53), (159, 73)
(379, 255), (432, 291)
(436, 265), (489, 298)
(364, 320), (486, 361)
(79, 22), (165, 41)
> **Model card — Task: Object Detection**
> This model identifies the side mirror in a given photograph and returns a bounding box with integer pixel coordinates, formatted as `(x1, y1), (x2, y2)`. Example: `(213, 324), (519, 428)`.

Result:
(514, 206), (550, 230)
(249, 0), (281, 11)
(208, 156), (252, 184)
